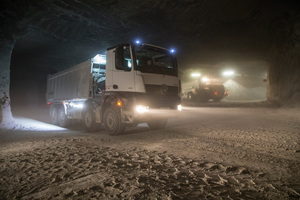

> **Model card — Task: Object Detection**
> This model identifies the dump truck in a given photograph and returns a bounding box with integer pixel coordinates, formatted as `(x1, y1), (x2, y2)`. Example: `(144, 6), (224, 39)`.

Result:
(46, 42), (181, 135)
(186, 84), (228, 102)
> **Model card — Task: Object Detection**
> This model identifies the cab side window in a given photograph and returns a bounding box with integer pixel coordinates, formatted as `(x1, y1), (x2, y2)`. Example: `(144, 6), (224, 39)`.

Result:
(123, 46), (132, 71)
(116, 45), (132, 71)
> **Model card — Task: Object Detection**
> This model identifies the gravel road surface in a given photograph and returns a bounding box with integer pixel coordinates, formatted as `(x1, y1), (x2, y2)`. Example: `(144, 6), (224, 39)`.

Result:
(0, 106), (299, 199)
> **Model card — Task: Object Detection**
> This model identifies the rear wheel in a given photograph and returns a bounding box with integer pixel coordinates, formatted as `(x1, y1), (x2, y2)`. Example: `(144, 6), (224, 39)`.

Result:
(49, 104), (59, 125)
(103, 107), (125, 135)
(147, 119), (168, 130)
(83, 107), (99, 132)
(58, 106), (70, 127)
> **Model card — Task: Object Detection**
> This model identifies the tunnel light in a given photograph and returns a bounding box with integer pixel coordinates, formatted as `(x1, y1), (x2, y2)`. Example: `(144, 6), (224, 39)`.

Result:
(136, 105), (149, 113)
(92, 54), (106, 64)
(201, 77), (209, 83)
(223, 70), (235, 77)
(191, 73), (201, 77)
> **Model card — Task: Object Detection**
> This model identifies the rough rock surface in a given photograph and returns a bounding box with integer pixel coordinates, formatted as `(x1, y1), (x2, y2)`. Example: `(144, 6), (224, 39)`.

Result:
(0, 106), (299, 199)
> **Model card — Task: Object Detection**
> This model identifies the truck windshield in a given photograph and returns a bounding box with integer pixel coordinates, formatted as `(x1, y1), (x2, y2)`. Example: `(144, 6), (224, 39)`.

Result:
(134, 45), (177, 76)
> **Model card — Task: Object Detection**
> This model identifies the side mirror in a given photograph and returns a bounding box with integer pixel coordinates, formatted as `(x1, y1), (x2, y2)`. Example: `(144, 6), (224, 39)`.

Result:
(115, 45), (125, 70)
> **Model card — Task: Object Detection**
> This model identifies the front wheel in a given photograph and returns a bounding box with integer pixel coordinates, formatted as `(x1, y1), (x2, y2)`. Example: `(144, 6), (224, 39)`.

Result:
(103, 107), (125, 135)
(147, 119), (168, 130)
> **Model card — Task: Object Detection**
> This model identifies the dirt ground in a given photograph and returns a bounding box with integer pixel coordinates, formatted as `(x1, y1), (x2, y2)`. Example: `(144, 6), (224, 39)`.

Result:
(0, 104), (299, 199)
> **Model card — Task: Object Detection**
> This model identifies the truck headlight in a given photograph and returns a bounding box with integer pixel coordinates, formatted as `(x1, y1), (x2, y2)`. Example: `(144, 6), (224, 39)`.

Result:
(136, 105), (149, 113)
(177, 104), (182, 111)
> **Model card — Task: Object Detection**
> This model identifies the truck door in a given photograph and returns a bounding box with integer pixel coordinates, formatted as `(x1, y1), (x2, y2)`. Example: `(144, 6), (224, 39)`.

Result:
(106, 44), (135, 92)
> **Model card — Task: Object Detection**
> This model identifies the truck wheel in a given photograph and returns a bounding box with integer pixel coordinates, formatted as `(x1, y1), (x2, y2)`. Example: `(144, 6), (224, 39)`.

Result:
(103, 107), (125, 135)
(49, 105), (59, 125)
(147, 119), (168, 130)
(83, 107), (99, 132)
(58, 106), (70, 127)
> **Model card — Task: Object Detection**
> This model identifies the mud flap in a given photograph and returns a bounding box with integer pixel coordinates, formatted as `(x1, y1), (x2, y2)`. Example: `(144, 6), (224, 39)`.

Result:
(95, 106), (102, 123)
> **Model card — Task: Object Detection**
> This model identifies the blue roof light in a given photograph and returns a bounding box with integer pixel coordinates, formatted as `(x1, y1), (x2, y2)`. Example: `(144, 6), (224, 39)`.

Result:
(135, 40), (141, 44)
(170, 48), (175, 53)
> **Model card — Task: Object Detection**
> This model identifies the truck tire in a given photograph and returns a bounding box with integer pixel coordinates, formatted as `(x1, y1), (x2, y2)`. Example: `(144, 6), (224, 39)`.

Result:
(49, 104), (59, 125)
(83, 107), (99, 132)
(147, 119), (168, 130)
(58, 105), (70, 127)
(103, 107), (125, 135)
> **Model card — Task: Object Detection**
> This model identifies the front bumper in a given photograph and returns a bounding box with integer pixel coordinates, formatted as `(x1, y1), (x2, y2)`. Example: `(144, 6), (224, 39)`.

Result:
(121, 107), (181, 124)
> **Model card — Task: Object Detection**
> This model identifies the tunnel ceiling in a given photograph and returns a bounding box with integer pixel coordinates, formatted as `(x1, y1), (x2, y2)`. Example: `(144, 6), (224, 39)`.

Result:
(3, 0), (298, 71)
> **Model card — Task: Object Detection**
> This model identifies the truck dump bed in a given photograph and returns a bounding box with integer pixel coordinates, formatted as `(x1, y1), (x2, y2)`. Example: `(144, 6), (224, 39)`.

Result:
(46, 60), (91, 103)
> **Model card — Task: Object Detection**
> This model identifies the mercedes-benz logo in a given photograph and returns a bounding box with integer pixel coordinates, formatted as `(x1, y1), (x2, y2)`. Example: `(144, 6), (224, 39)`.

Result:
(160, 84), (168, 95)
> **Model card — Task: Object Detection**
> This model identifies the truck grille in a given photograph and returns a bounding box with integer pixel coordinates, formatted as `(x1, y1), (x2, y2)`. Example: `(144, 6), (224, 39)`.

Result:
(144, 84), (180, 108)
(145, 84), (178, 96)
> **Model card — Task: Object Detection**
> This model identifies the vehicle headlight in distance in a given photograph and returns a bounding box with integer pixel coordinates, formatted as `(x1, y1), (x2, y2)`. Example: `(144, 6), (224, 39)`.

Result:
(136, 105), (149, 113)
(177, 104), (182, 111)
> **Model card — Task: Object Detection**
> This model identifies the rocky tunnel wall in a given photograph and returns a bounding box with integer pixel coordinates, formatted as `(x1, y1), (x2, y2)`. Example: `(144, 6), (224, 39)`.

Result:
(0, 39), (15, 124)
(267, 14), (300, 106)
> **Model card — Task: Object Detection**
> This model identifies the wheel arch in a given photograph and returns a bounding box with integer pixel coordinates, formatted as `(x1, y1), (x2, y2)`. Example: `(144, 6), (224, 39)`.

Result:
(101, 93), (125, 113)
(82, 99), (99, 116)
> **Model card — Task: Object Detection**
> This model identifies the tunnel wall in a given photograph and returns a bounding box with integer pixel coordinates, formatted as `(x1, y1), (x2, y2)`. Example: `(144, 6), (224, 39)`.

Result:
(267, 17), (300, 107)
(0, 0), (27, 125)
(0, 39), (15, 124)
